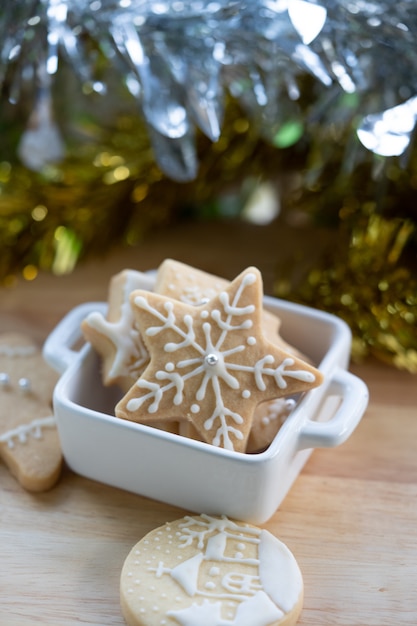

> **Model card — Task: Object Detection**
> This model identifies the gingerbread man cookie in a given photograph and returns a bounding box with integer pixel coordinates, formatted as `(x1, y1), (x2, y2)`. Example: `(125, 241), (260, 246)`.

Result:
(0, 333), (62, 491)
(116, 267), (323, 452)
(120, 514), (304, 626)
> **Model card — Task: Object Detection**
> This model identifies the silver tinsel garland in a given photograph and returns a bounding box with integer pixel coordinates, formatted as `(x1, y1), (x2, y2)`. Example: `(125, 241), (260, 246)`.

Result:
(1, 0), (417, 180)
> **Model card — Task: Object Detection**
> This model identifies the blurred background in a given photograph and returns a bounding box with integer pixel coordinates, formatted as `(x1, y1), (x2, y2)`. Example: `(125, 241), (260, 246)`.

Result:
(0, 0), (416, 371)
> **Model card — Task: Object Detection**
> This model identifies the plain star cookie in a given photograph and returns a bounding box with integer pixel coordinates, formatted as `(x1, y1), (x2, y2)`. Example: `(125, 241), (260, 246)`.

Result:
(120, 514), (304, 626)
(115, 266), (323, 452)
(0, 333), (62, 491)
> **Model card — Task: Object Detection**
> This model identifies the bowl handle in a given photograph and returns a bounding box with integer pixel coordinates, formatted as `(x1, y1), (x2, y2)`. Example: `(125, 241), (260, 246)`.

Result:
(297, 368), (369, 450)
(43, 302), (106, 374)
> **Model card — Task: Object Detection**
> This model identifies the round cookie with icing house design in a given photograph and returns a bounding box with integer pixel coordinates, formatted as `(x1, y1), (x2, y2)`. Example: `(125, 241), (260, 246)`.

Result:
(120, 514), (304, 626)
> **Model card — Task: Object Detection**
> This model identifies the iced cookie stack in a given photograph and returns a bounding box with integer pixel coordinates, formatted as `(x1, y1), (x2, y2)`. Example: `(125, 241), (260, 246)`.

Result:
(82, 260), (323, 453)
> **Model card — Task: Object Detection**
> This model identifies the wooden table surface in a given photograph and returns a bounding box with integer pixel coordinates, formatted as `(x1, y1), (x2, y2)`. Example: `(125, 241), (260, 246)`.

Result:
(1, 218), (416, 625)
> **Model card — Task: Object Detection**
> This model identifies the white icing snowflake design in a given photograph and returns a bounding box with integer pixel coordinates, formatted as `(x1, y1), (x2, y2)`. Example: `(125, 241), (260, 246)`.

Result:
(84, 271), (150, 382)
(117, 268), (319, 451)
(86, 308), (148, 380)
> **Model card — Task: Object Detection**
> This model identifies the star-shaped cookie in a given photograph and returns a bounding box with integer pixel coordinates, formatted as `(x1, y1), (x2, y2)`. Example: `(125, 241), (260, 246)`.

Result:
(81, 269), (152, 392)
(155, 258), (309, 360)
(115, 267), (323, 452)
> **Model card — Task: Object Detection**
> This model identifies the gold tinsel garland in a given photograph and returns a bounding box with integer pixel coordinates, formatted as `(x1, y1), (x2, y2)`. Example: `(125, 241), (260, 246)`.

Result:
(273, 124), (417, 373)
(0, 101), (287, 283)
(0, 99), (416, 372)
(275, 214), (417, 372)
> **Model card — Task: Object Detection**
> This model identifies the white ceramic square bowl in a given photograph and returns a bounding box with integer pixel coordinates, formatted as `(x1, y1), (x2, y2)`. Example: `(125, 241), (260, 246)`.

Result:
(43, 274), (368, 523)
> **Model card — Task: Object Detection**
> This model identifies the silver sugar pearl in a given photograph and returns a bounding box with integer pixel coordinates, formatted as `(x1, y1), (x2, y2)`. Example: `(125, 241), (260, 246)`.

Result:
(205, 353), (219, 366)
(0, 372), (10, 388)
(18, 377), (31, 393)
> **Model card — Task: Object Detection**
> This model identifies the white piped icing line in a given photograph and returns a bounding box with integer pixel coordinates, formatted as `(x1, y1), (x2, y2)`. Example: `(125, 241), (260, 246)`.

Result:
(85, 272), (149, 380)
(0, 416), (56, 449)
(121, 268), (318, 451)
(0, 345), (37, 357)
